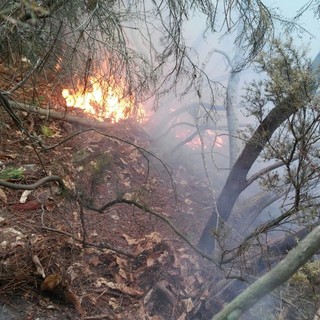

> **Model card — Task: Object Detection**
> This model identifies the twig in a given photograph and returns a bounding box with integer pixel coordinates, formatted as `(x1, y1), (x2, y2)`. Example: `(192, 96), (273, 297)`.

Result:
(39, 226), (133, 257)
(4, 22), (63, 95)
(83, 197), (220, 266)
(7, 100), (177, 199)
(245, 155), (299, 188)
(0, 91), (48, 175)
(78, 200), (87, 247)
(41, 126), (176, 198)
(4, 59), (42, 95)
(83, 315), (111, 320)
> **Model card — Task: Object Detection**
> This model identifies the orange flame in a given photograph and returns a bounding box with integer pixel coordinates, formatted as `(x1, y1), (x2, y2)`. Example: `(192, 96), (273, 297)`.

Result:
(62, 76), (145, 123)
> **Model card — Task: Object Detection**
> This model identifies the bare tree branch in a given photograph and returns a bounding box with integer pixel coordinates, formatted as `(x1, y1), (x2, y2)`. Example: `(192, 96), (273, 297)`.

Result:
(82, 197), (220, 265)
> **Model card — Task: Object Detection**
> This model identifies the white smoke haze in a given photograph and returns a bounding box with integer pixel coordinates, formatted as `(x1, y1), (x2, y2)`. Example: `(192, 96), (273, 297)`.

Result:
(64, 2), (320, 317)
(3, 0), (320, 318)
(122, 2), (320, 318)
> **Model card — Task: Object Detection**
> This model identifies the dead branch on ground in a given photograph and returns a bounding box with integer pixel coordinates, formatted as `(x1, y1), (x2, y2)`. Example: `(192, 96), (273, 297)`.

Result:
(0, 175), (66, 191)
(82, 197), (220, 265)
(3, 98), (176, 195)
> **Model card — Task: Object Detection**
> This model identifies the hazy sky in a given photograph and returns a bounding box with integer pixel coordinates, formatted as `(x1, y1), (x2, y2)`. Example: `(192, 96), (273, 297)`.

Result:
(138, 1), (320, 111)
(267, 0), (320, 57)
(185, 1), (320, 96)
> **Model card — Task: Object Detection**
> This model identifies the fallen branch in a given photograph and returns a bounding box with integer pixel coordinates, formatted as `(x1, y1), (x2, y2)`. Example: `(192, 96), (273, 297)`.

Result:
(0, 175), (66, 191)
(212, 225), (320, 320)
(83, 197), (220, 265)
(39, 127), (175, 197)
(8, 99), (113, 129)
(40, 225), (133, 258)
(6, 100), (177, 197)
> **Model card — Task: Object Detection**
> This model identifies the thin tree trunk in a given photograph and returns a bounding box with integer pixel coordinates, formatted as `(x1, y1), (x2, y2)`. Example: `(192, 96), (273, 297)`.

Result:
(226, 21), (244, 168)
(226, 69), (240, 168)
(198, 100), (298, 253)
(197, 52), (320, 254)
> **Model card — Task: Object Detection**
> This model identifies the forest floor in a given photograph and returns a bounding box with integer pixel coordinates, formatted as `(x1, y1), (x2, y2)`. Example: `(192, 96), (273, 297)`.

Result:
(0, 65), (222, 319)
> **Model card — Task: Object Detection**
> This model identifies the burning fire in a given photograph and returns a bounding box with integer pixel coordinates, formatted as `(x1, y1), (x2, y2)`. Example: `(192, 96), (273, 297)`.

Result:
(62, 76), (145, 123)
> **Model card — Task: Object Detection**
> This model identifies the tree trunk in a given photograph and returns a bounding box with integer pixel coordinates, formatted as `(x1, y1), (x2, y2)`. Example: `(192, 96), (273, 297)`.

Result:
(226, 21), (244, 168)
(226, 69), (241, 168)
(198, 52), (320, 255)
(197, 101), (297, 253)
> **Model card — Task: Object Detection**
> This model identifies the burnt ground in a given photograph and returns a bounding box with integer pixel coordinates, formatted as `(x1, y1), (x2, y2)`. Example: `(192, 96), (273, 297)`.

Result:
(0, 72), (223, 319)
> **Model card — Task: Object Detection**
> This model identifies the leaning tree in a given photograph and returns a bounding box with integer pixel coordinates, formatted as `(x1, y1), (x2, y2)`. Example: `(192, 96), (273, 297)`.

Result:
(2, 0), (320, 319)
(198, 39), (320, 254)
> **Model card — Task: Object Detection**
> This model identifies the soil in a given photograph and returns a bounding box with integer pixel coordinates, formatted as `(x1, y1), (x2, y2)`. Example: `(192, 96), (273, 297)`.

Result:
(0, 71), (221, 320)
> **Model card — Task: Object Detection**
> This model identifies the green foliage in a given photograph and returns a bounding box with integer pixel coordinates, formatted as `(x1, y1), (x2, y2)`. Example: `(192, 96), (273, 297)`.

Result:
(0, 167), (24, 180)
(243, 38), (320, 225)
(292, 260), (320, 287)
(33, 96), (46, 107)
(0, 0), (285, 116)
(40, 125), (55, 137)
(282, 260), (320, 319)
(244, 38), (317, 124)
(74, 149), (112, 180)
